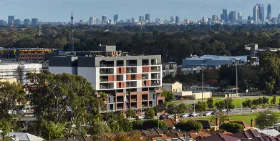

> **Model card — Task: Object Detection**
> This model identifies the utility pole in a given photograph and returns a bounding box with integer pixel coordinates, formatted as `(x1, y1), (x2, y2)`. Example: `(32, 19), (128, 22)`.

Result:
(202, 68), (204, 102)
(70, 12), (75, 53)
(236, 60), (238, 96)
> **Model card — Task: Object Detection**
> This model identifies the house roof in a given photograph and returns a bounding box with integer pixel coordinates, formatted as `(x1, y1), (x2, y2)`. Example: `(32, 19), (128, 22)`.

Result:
(259, 129), (280, 137)
(231, 129), (280, 141)
(187, 131), (211, 139)
(163, 118), (177, 129)
(49, 136), (92, 141)
(199, 133), (240, 141)
(8, 132), (44, 141)
(197, 120), (216, 128)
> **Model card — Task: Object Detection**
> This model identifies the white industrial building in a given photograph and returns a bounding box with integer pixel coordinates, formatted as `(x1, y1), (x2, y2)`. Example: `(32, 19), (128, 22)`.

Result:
(0, 62), (43, 84)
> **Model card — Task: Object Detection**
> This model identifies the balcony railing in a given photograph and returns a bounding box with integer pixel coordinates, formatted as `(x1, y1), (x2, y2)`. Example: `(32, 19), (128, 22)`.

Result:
(100, 71), (114, 74)
(151, 83), (160, 86)
(100, 78), (108, 82)
(151, 69), (160, 72)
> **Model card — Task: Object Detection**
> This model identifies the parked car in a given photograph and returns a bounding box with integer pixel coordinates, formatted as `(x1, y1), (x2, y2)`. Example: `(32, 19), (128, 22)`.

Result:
(189, 112), (198, 117)
(168, 114), (175, 118)
(211, 111), (219, 115)
(180, 113), (189, 118)
(203, 111), (212, 116)
(160, 114), (168, 120)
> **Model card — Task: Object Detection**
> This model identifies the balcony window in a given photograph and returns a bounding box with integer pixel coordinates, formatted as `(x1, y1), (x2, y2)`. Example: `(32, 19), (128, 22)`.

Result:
(100, 60), (114, 67)
(117, 75), (123, 81)
(151, 73), (160, 79)
(126, 67), (137, 73)
(100, 76), (108, 82)
(151, 66), (160, 72)
(126, 60), (137, 66)
(142, 59), (149, 66)
(100, 83), (114, 89)
(126, 82), (137, 88)
(142, 74), (148, 80)
(100, 68), (114, 74)
(142, 95), (148, 101)
(151, 59), (157, 65)
(117, 60), (124, 66)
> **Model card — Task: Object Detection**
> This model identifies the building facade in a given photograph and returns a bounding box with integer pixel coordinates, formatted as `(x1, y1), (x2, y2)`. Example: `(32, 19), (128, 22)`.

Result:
(182, 55), (247, 74)
(0, 62), (43, 85)
(49, 50), (165, 112)
(162, 62), (177, 77)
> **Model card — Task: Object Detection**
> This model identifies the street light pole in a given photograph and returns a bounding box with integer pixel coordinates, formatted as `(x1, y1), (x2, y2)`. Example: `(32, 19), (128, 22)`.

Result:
(235, 60), (238, 96)
(202, 68), (204, 102)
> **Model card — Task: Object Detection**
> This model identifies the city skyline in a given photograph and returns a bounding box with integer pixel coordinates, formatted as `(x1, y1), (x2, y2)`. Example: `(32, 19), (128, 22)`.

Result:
(0, 0), (279, 22)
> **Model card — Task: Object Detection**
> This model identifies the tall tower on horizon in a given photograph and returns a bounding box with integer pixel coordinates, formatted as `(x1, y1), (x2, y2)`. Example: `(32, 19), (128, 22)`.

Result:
(253, 4), (259, 24)
(259, 4), (265, 22)
(267, 4), (272, 20)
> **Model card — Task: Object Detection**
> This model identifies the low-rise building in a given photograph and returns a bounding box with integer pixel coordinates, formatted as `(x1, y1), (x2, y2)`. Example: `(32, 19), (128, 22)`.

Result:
(162, 62), (177, 77)
(0, 62), (43, 85)
(182, 55), (247, 74)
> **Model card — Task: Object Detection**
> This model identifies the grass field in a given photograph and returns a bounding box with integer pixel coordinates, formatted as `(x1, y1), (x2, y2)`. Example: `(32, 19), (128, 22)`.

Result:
(167, 96), (280, 108)
(182, 113), (259, 125)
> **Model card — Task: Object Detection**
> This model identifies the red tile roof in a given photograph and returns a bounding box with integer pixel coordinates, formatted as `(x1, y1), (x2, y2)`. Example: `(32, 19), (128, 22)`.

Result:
(199, 133), (240, 141)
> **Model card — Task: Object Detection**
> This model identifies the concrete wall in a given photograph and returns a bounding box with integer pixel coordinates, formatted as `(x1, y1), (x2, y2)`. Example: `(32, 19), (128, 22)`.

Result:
(77, 67), (97, 89)
(192, 92), (212, 99)
(49, 66), (76, 75)
(173, 91), (192, 97)
(171, 82), (182, 92)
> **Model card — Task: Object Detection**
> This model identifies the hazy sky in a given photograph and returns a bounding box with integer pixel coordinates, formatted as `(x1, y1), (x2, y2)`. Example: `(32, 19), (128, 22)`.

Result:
(1, 0), (280, 22)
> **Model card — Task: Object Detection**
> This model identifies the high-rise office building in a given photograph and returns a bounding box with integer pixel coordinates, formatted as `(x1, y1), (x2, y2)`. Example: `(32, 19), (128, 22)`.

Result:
(139, 16), (144, 23)
(175, 16), (180, 24)
(102, 15), (107, 24)
(14, 19), (21, 26)
(89, 17), (95, 25)
(0, 20), (5, 26)
(212, 15), (219, 22)
(24, 19), (30, 26)
(96, 18), (101, 25)
(170, 16), (174, 23)
(238, 12), (242, 22)
(228, 11), (236, 23)
(31, 18), (39, 26)
(222, 9), (228, 23)
(259, 4), (265, 22)
(114, 14), (118, 23)
(267, 4), (272, 20)
(145, 13), (150, 23)
(8, 16), (15, 25)
(253, 4), (259, 24)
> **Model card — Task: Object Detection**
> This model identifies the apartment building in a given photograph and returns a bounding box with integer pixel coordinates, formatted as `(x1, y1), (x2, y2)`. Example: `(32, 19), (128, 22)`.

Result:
(49, 50), (165, 112)
(162, 62), (177, 77)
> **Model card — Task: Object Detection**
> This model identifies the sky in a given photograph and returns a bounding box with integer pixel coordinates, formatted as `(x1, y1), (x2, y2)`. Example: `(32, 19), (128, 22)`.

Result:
(1, 0), (280, 22)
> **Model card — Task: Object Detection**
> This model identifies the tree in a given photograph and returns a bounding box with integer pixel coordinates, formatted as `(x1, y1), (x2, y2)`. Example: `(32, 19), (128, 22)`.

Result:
(27, 73), (105, 134)
(166, 104), (179, 114)
(145, 108), (155, 119)
(126, 108), (136, 118)
(175, 120), (202, 131)
(195, 101), (207, 112)
(207, 98), (214, 109)
(220, 123), (244, 133)
(0, 120), (13, 141)
(41, 120), (65, 140)
(161, 90), (174, 102)
(215, 101), (225, 111)
(242, 100), (252, 108)
(178, 103), (188, 114)
(142, 120), (168, 130)
(153, 103), (166, 114)
(271, 95), (276, 105)
(255, 111), (279, 129)
(224, 98), (235, 112)
(91, 122), (111, 135)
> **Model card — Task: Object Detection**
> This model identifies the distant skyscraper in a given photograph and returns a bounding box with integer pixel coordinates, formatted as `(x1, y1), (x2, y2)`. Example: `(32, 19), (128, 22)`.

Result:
(0, 20), (5, 26)
(238, 12), (242, 22)
(228, 11), (236, 23)
(31, 18), (39, 26)
(24, 19), (30, 26)
(170, 16), (174, 23)
(113, 14), (118, 23)
(267, 4), (272, 20)
(175, 16), (180, 24)
(222, 9), (228, 23)
(259, 4), (265, 22)
(212, 15), (219, 22)
(14, 19), (21, 26)
(89, 17), (95, 25)
(139, 16), (144, 22)
(253, 4), (259, 24)
(102, 15), (107, 24)
(96, 18), (101, 25)
(8, 16), (15, 25)
(145, 13), (150, 23)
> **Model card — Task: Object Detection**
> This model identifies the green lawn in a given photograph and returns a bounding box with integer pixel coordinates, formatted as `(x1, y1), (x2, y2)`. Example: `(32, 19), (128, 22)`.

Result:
(167, 96), (280, 108)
